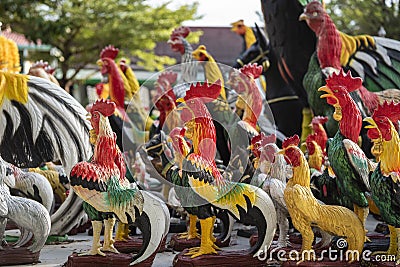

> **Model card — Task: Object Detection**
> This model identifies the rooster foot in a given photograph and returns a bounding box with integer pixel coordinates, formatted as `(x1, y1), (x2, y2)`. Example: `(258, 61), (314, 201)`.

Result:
(79, 247), (106, 257)
(178, 232), (200, 240)
(212, 243), (221, 251)
(101, 244), (120, 254)
(185, 245), (218, 258)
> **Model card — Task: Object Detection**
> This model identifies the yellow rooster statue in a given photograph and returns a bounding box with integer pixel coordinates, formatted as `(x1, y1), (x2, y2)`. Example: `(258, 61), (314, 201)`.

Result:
(280, 135), (365, 262)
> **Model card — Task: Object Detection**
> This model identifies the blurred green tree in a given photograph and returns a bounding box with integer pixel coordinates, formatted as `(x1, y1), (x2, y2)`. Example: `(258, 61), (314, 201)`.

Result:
(0, 0), (200, 87)
(326, 0), (399, 39)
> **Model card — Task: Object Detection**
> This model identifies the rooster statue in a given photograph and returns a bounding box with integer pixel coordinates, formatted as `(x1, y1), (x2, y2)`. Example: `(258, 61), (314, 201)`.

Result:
(150, 71), (181, 138)
(364, 101), (400, 264)
(167, 26), (198, 99)
(27, 60), (60, 86)
(254, 133), (292, 248)
(146, 83), (276, 257)
(319, 69), (377, 240)
(300, 0), (400, 138)
(174, 80), (276, 257)
(70, 99), (168, 264)
(280, 135), (365, 262)
(0, 158), (51, 255)
(96, 45), (151, 151)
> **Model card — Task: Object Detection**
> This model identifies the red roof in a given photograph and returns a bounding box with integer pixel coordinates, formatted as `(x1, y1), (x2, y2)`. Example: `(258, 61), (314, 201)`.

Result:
(2, 30), (35, 46)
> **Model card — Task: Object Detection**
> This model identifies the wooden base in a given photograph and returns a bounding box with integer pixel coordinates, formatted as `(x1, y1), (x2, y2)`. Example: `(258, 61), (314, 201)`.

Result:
(360, 256), (396, 266)
(281, 259), (361, 266)
(64, 250), (157, 267)
(169, 234), (230, 251)
(113, 236), (167, 253)
(173, 249), (266, 267)
(0, 246), (40, 265)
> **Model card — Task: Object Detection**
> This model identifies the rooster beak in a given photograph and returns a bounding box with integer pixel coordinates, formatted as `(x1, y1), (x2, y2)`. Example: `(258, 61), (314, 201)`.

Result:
(86, 113), (91, 121)
(318, 86), (338, 103)
(176, 98), (185, 110)
(277, 149), (285, 155)
(299, 13), (308, 21)
(96, 59), (103, 67)
(363, 117), (377, 129)
(247, 144), (253, 150)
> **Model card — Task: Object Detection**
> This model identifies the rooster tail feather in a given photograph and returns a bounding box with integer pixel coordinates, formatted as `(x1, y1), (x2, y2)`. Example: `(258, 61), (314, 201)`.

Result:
(131, 191), (169, 265)
(7, 195), (51, 253)
(251, 187), (277, 256)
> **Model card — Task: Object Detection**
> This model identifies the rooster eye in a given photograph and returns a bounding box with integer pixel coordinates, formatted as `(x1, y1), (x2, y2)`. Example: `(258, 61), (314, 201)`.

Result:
(312, 12), (318, 16)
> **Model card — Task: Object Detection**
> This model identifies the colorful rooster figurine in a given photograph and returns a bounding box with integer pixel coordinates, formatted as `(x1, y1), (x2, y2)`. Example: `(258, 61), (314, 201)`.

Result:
(280, 135), (365, 262)
(364, 101), (400, 264)
(318, 69), (376, 240)
(70, 99), (167, 264)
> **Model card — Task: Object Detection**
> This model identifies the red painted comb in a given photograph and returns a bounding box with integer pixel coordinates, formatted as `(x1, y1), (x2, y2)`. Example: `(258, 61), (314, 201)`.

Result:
(306, 133), (317, 144)
(240, 63), (263, 79)
(326, 69), (362, 93)
(170, 26), (190, 39)
(31, 60), (48, 68)
(184, 80), (222, 102)
(263, 133), (276, 145)
(100, 45), (119, 60)
(91, 99), (116, 117)
(311, 116), (328, 125)
(372, 101), (400, 123)
(282, 135), (300, 149)
(251, 132), (266, 146)
(157, 71), (178, 89)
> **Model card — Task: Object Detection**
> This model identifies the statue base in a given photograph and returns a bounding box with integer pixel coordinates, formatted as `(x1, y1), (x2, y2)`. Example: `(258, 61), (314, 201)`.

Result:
(0, 246), (40, 265)
(281, 259), (361, 266)
(114, 236), (167, 253)
(169, 234), (230, 251)
(173, 249), (266, 267)
(64, 251), (156, 267)
(360, 256), (396, 266)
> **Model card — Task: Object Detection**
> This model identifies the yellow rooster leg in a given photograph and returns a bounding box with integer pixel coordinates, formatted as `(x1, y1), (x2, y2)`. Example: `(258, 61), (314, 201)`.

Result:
(115, 222), (130, 241)
(210, 216), (216, 243)
(185, 217), (218, 258)
(178, 215), (200, 239)
(102, 218), (119, 253)
(296, 226), (315, 264)
(372, 225), (397, 257)
(354, 204), (370, 242)
(80, 220), (105, 256)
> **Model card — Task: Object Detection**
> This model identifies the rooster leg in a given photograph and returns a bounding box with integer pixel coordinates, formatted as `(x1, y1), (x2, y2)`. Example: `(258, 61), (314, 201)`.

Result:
(80, 220), (105, 256)
(372, 225), (397, 257)
(178, 214), (199, 239)
(295, 222), (315, 263)
(102, 217), (119, 253)
(210, 216), (221, 251)
(0, 218), (6, 250)
(354, 204), (370, 242)
(276, 210), (289, 248)
(185, 217), (218, 258)
(115, 222), (130, 241)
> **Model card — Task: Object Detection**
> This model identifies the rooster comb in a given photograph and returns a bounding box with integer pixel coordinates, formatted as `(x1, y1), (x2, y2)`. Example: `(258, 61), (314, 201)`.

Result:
(251, 132), (266, 146)
(311, 116), (328, 125)
(100, 45), (119, 60)
(326, 69), (362, 93)
(372, 101), (400, 123)
(240, 63), (263, 79)
(157, 71), (178, 88)
(306, 133), (317, 145)
(184, 80), (222, 103)
(91, 99), (116, 117)
(282, 134), (300, 149)
(170, 26), (190, 39)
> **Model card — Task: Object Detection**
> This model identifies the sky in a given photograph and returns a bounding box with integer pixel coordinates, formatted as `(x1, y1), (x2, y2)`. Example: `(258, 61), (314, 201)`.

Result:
(147, 0), (264, 27)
